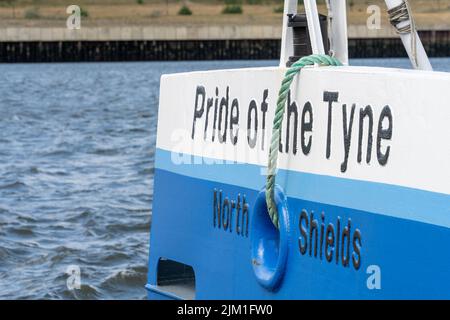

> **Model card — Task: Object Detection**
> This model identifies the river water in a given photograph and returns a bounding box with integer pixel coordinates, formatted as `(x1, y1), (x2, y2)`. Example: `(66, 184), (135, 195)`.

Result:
(0, 58), (448, 299)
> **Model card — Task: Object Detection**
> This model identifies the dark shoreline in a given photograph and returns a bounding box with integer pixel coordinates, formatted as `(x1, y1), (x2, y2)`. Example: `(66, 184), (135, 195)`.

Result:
(1, 30), (449, 63)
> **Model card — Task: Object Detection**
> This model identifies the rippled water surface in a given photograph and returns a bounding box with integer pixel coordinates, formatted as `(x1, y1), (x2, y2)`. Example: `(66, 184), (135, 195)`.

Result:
(0, 58), (448, 299)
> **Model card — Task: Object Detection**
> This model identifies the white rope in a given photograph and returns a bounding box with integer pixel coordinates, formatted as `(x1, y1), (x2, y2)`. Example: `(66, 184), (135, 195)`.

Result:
(388, 0), (418, 68)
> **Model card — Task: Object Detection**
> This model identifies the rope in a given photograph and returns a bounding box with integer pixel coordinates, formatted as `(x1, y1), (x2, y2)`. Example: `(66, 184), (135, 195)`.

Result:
(266, 54), (342, 229)
(388, 0), (418, 68)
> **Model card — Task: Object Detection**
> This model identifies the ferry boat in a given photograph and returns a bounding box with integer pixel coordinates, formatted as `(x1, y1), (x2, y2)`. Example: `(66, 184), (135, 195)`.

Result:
(146, 0), (450, 299)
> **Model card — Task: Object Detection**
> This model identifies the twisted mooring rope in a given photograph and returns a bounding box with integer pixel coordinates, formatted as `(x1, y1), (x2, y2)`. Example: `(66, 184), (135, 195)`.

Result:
(266, 54), (342, 229)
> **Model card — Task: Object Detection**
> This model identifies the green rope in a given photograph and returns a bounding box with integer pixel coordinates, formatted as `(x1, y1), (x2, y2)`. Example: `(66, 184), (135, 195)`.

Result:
(266, 54), (342, 229)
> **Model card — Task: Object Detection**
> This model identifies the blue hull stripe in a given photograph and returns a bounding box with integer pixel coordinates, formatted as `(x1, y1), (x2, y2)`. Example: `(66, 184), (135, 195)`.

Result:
(155, 148), (450, 229)
(148, 167), (450, 299)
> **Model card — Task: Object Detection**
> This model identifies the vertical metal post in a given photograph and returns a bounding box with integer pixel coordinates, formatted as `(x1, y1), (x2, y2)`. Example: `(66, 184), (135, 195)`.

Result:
(384, 0), (432, 70)
(327, 0), (349, 65)
(304, 0), (325, 55)
(279, 0), (350, 66)
(280, 0), (298, 67)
